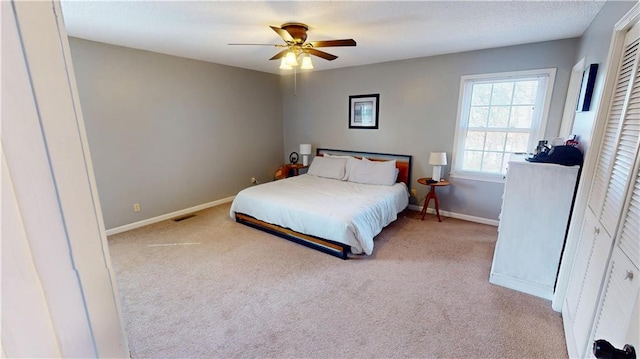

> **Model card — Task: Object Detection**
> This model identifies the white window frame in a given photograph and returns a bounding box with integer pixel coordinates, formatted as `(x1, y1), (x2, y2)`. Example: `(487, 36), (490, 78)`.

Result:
(451, 68), (557, 183)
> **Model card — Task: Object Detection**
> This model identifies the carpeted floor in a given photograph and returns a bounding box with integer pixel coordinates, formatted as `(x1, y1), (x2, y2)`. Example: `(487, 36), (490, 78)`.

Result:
(107, 203), (568, 358)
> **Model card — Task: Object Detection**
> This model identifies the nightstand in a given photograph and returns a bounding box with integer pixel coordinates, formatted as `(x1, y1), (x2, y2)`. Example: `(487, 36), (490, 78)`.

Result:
(417, 177), (450, 222)
(286, 163), (308, 176)
(275, 164), (309, 180)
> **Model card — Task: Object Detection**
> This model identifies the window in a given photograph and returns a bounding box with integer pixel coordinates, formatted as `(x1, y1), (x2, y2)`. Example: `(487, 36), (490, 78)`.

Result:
(451, 68), (556, 182)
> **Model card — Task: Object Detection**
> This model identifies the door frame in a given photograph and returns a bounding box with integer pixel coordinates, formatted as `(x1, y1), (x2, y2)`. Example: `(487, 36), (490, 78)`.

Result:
(558, 57), (587, 139)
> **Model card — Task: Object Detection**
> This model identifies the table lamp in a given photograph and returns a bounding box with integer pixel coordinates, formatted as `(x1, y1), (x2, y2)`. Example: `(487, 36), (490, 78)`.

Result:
(429, 152), (447, 182)
(300, 144), (312, 166)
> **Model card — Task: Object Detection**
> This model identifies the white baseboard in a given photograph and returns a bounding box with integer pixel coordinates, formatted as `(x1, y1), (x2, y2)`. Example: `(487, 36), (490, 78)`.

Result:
(489, 272), (553, 300)
(107, 199), (495, 236)
(407, 204), (499, 226)
(105, 196), (235, 236)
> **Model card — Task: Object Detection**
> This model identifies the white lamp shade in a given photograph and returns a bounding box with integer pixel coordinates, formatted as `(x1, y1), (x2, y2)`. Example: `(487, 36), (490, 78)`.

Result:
(428, 152), (448, 166)
(299, 144), (312, 155)
(285, 51), (298, 67)
(300, 144), (312, 166)
(279, 58), (292, 70)
(429, 152), (447, 181)
(300, 55), (314, 69)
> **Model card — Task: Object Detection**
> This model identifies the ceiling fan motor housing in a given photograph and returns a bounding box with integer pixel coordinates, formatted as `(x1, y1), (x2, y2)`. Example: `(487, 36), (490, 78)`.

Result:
(281, 22), (308, 44)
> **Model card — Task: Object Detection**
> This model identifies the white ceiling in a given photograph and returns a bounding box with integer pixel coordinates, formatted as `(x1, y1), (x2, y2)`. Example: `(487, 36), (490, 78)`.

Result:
(61, 1), (609, 75)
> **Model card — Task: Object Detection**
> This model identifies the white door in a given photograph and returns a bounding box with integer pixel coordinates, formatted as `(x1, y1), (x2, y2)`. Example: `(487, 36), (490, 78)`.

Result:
(1, 1), (128, 356)
(563, 17), (640, 359)
(590, 44), (640, 356)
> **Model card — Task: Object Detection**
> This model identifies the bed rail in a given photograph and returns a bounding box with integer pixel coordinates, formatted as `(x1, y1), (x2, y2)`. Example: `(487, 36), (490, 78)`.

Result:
(235, 213), (349, 260)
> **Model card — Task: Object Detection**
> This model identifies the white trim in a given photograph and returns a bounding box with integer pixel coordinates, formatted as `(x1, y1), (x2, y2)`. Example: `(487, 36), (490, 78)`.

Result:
(4, 1), (128, 355)
(105, 196), (235, 235)
(111, 200), (497, 237)
(553, 2), (640, 313)
(558, 57), (587, 139)
(407, 204), (499, 226)
(449, 172), (506, 184)
(537, 68), (557, 143)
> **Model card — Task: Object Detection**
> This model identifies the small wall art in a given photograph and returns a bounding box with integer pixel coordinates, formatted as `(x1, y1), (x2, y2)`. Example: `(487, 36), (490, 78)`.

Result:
(576, 64), (598, 112)
(349, 94), (379, 129)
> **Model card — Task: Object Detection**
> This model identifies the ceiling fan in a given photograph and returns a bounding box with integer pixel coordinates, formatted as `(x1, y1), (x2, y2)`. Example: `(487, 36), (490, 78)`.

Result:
(229, 22), (357, 70)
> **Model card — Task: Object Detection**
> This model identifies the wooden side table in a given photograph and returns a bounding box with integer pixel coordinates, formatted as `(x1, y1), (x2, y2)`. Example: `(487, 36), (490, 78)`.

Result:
(417, 177), (450, 222)
(286, 163), (308, 176)
(275, 164), (309, 180)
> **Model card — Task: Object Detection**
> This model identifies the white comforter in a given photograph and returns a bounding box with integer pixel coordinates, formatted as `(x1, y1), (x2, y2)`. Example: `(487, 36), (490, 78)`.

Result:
(229, 174), (409, 255)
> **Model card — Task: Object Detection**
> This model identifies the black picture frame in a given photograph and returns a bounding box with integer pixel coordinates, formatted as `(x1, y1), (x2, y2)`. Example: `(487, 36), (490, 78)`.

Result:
(576, 64), (598, 112)
(349, 94), (379, 129)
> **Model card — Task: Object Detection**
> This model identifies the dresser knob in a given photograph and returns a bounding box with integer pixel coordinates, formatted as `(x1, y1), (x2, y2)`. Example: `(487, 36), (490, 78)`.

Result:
(625, 270), (634, 281)
(594, 227), (600, 235)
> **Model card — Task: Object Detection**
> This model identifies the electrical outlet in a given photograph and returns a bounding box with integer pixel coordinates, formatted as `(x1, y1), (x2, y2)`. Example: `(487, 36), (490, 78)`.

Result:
(410, 188), (417, 197)
(251, 177), (258, 185)
(133, 203), (141, 212)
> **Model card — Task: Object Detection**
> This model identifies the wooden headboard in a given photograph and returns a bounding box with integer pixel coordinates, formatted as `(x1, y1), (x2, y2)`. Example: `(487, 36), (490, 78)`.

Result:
(316, 148), (413, 191)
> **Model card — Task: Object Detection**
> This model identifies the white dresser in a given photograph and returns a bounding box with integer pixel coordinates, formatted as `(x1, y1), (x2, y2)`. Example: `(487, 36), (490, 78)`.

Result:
(489, 154), (580, 300)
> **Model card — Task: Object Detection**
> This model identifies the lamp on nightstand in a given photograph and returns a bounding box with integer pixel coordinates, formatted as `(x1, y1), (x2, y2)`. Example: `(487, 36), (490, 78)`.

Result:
(300, 144), (312, 166)
(429, 152), (447, 182)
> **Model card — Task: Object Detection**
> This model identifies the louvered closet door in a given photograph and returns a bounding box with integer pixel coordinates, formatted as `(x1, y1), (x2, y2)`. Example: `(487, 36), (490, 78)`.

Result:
(599, 51), (640, 236)
(588, 26), (639, 222)
(618, 170), (640, 268)
(591, 60), (640, 353)
(565, 20), (640, 359)
(590, 167), (640, 357)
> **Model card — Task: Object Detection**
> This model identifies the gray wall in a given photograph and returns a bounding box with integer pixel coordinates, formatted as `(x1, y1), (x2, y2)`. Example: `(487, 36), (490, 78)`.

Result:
(570, 0), (636, 156)
(282, 39), (578, 221)
(69, 38), (282, 229)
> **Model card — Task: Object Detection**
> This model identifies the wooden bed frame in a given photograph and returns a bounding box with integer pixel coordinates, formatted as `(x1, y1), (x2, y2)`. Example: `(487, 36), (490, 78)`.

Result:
(235, 148), (413, 259)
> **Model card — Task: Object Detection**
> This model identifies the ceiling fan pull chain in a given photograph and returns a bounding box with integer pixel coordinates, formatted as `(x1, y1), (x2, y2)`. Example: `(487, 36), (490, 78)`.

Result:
(294, 65), (298, 96)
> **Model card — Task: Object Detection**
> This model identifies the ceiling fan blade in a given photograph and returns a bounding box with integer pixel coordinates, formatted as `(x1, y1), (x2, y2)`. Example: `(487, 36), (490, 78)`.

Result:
(269, 50), (289, 61)
(306, 48), (338, 61)
(270, 26), (294, 42)
(308, 39), (356, 48)
(228, 43), (279, 46)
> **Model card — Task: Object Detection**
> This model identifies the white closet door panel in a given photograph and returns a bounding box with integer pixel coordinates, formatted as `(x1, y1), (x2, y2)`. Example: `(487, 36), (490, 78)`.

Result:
(601, 70), (640, 235)
(572, 228), (615, 358)
(619, 166), (640, 267)
(566, 209), (599, 314)
(624, 294), (639, 353)
(591, 248), (639, 354)
(589, 39), (639, 214)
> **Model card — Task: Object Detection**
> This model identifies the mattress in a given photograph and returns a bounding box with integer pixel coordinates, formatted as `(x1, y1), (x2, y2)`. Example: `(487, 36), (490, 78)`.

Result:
(229, 174), (409, 255)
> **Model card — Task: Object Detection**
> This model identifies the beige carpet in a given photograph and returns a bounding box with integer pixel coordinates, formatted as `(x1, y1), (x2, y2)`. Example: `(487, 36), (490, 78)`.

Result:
(107, 203), (568, 358)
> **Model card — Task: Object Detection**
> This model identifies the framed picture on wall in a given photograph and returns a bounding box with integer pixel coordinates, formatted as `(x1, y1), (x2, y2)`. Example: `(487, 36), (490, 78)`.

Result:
(576, 63), (598, 112)
(349, 94), (379, 129)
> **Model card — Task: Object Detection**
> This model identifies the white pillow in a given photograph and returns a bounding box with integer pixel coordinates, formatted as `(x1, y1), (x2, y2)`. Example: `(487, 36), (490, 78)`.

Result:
(323, 153), (353, 159)
(307, 156), (347, 180)
(347, 158), (398, 186)
(322, 154), (354, 179)
(344, 156), (363, 181)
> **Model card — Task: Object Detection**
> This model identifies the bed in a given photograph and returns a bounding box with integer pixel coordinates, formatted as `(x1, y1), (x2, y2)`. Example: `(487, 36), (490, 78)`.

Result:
(230, 149), (412, 259)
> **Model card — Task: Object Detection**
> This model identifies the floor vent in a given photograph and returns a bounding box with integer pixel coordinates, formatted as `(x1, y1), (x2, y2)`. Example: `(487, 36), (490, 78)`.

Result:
(173, 214), (196, 222)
